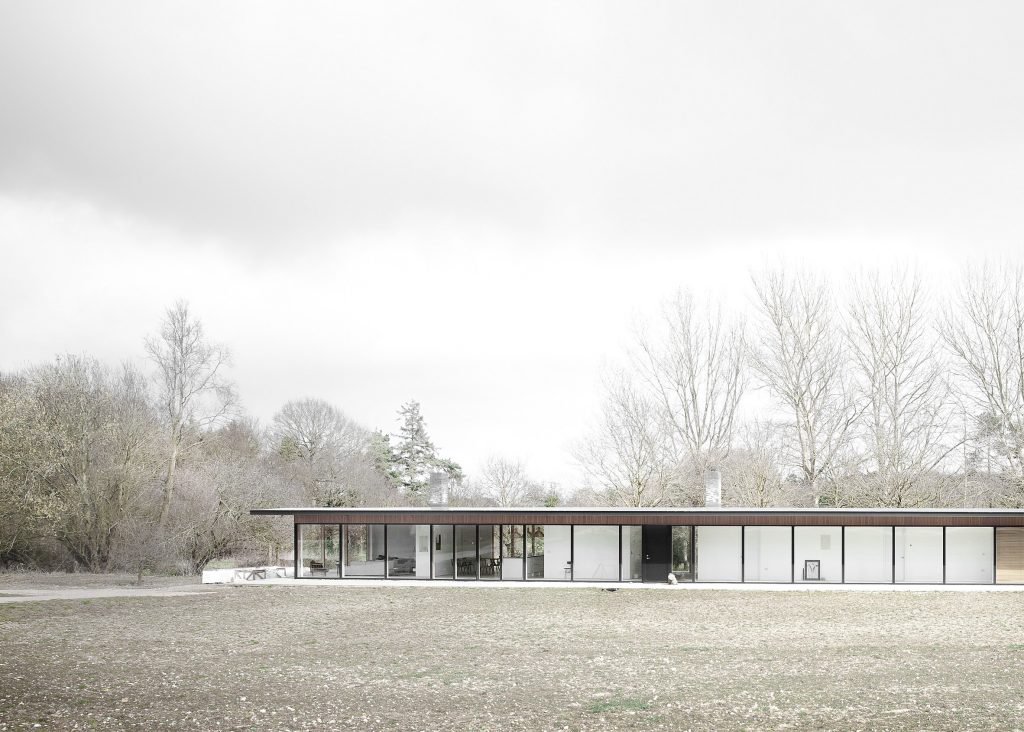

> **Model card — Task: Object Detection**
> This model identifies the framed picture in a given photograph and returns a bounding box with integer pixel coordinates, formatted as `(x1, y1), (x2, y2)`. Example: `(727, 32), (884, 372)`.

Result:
(804, 559), (821, 581)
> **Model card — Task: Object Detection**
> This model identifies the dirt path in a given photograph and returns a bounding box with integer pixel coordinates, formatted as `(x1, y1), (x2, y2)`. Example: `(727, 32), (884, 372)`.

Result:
(0, 585), (217, 604)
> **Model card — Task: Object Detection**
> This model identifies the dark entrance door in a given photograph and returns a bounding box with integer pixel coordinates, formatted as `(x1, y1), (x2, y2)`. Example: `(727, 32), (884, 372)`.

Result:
(642, 525), (672, 583)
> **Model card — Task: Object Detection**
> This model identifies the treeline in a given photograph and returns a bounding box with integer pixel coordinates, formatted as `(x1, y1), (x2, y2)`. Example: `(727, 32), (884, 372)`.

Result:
(0, 302), (515, 571)
(5, 263), (1024, 570)
(574, 265), (1024, 509)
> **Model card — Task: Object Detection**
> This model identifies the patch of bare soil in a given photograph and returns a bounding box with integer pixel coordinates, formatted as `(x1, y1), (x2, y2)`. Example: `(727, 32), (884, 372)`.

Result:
(1, 586), (1023, 730)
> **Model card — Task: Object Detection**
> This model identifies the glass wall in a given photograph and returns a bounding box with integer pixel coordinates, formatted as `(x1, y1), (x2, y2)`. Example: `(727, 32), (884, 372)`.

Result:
(525, 525), (545, 578)
(540, 524), (573, 581)
(793, 526), (842, 583)
(502, 525), (524, 580)
(385, 524), (431, 578)
(343, 524), (385, 577)
(696, 526), (742, 582)
(744, 526), (791, 582)
(844, 527), (893, 583)
(479, 525), (501, 580)
(621, 526), (642, 581)
(432, 525), (454, 579)
(298, 524), (340, 578)
(455, 525), (478, 579)
(894, 527), (943, 583)
(295, 519), (1013, 585)
(946, 527), (993, 584)
(573, 526), (619, 581)
(672, 526), (694, 581)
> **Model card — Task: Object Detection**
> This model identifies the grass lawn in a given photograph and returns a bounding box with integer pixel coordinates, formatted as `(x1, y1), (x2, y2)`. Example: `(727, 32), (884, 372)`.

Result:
(1, 579), (1023, 730)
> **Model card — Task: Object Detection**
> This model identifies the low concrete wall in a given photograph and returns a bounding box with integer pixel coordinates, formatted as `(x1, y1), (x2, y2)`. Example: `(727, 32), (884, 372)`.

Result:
(201, 566), (294, 584)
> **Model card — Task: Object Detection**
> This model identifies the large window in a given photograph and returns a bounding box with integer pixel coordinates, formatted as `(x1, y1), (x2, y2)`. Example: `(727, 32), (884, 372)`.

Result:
(479, 525), (501, 580)
(386, 524), (431, 578)
(895, 527), (943, 583)
(573, 526), (618, 581)
(744, 526), (791, 582)
(343, 524), (385, 577)
(502, 525), (524, 580)
(696, 526), (742, 582)
(672, 526), (694, 581)
(432, 525), (454, 579)
(844, 527), (893, 583)
(455, 525), (478, 579)
(527, 524), (571, 580)
(793, 527), (841, 583)
(298, 524), (340, 578)
(621, 526), (642, 581)
(946, 527), (993, 584)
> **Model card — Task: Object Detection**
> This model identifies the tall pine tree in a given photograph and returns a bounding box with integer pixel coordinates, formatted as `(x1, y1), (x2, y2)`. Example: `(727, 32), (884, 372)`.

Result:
(390, 400), (462, 503)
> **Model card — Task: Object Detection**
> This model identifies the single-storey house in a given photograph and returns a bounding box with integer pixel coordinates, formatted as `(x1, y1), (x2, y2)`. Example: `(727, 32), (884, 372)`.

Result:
(250, 506), (1024, 584)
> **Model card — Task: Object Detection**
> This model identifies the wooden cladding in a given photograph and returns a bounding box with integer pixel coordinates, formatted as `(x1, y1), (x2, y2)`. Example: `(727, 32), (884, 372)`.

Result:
(996, 528), (1024, 584)
(263, 509), (1024, 528)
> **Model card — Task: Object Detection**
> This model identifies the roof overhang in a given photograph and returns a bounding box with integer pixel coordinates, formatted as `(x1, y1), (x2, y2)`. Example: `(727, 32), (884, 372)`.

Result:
(249, 506), (1024, 527)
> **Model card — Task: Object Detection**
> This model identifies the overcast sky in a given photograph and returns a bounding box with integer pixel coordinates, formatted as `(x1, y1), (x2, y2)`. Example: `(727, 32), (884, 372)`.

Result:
(2, 2), (1024, 490)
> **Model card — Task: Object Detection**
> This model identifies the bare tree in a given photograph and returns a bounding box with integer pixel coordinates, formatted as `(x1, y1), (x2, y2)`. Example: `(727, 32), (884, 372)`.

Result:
(272, 398), (367, 465)
(847, 270), (961, 506)
(722, 420), (792, 507)
(575, 373), (673, 507)
(477, 456), (531, 507)
(271, 397), (375, 506)
(750, 269), (860, 506)
(634, 291), (746, 479)
(939, 264), (1024, 504)
(145, 301), (235, 528)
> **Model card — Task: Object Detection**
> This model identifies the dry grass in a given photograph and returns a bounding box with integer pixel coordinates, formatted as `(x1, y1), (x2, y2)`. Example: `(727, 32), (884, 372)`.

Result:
(2, 581), (1024, 730)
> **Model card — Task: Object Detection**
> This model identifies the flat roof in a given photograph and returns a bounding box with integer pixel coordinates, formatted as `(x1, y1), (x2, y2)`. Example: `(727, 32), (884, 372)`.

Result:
(250, 506), (1024, 527)
(251, 506), (1024, 515)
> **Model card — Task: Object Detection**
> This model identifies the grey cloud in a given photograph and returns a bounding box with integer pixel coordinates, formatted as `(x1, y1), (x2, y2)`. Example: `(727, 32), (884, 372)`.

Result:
(1, 2), (1024, 251)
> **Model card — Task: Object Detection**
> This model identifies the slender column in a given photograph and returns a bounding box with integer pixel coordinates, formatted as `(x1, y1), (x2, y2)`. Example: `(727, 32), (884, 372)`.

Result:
(840, 526), (845, 584)
(891, 526), (896, 585)
(569, 524), (575, 582)
(942, 526), (946, 584)
(993, 527), (998, 585)
(740, 526), (746, 583)
(617, 525), (623, 582)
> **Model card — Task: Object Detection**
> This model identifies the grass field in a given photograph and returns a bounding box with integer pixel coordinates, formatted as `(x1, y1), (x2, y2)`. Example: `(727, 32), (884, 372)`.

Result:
(1, 576), (1023, 730)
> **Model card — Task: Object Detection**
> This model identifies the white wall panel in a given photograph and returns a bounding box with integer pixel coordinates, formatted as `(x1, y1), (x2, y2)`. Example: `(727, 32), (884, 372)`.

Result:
(946, 527), (993, 584)
(894, 527), (943, 583)
(744, 526), (791, 582)
(696, 526), (742, 582)
(793, 526), (842, 583)
(844, 526), (893, 583)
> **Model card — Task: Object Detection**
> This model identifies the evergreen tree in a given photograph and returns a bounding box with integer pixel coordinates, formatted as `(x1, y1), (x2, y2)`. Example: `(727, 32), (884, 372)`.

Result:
(390, 400), (462, 503)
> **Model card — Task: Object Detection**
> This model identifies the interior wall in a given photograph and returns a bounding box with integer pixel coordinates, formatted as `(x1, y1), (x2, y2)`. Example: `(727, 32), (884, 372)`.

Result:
(894, 527), (943, 583)
(573, 526), (619, 580)
(696, 526), (742, 582)
(416, 525), (431, 578)
(433, 526), (454, 578)
(946, 527), (993, 584)
(744, 526), (791, 582)
(844, 526), (893, 583)
(793, 526), (842, 583)
(543, 525), (572, 579)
